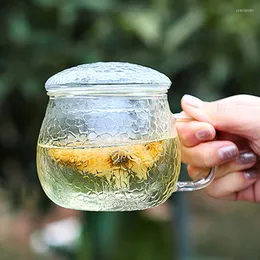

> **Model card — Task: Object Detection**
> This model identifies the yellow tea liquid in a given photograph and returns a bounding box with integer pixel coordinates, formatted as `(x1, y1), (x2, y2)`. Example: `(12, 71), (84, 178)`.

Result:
(36, 137), (181, 211)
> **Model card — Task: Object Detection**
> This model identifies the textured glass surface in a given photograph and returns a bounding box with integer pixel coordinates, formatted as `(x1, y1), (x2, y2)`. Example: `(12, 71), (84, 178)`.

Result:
(45, 62), (171, 91)
(37, 95), (181, 211)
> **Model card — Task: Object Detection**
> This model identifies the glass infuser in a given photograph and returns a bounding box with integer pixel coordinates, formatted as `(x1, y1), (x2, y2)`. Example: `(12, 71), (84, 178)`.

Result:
(37, 62), (215, 211)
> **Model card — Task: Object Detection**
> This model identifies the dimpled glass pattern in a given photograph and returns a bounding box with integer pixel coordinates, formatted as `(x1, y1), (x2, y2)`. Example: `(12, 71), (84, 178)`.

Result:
(37, 62), (183, 211)
(45, 62), (171, 90)
(38, 96), (174, 147)
(37, 62), (215, 211)
(37, 95), (181, 211)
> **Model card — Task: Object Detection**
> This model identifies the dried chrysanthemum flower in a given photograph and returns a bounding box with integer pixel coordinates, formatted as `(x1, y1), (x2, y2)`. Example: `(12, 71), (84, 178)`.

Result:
(49, 140), (164, 188)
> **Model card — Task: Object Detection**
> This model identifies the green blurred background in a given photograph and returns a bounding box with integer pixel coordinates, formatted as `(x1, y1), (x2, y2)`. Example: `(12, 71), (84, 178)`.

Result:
(0, 0), (260, 259)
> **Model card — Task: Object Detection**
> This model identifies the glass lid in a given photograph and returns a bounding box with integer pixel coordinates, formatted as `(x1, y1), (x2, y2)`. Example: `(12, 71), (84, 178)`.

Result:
(45, 62), (172, 93)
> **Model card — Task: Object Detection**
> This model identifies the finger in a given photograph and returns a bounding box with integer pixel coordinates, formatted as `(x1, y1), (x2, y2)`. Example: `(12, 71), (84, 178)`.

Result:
(219, 176), (260, 202)
(205, 169), (260, 199)
(187, 165), (210, 180)
(187, 151), (257, 180)
(220, 185), (256, 202)
(236, 178), (260, 202)
(217, 151), (258, 178)
(176, 120), (216, 147)
(181, 140), (239, 167)
(180, 94), (260, 140)
(216, 132), (250, 151)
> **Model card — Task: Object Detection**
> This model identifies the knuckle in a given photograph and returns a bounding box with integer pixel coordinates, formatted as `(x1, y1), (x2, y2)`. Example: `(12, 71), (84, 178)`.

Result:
(215, 101), (229, 114)
(201, 150), (213, 168)
(215, 164), (228, 178)
(189, 148), (212, 168)
(232, 172), (247, 188)
(187, 165), (199, 179)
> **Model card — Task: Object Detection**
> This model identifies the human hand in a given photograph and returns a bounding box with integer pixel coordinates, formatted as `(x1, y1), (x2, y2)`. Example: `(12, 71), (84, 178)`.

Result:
(176, 94), (260, 202)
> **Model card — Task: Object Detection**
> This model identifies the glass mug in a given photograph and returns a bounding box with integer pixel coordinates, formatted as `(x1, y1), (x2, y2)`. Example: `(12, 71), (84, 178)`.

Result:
(37, 62), (215, 211)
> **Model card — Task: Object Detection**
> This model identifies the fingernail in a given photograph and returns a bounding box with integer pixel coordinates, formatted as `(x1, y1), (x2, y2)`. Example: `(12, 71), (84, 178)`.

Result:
(244, 170), (258, 180)
(195, 129), (213, 141)
(182, 94), (203, 108)
(237, 152), (257, 165)
(218, 145), (238, 161)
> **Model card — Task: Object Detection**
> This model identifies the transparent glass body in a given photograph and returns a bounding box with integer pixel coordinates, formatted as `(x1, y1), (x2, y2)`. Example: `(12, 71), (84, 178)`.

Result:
(37, 62), (214, 211)
(37, 94), (182, 211)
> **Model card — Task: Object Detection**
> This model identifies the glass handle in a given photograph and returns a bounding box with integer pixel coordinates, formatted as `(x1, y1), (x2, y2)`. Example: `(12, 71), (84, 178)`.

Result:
(176, 167), (215, 192)
(173, 113), (216, 192)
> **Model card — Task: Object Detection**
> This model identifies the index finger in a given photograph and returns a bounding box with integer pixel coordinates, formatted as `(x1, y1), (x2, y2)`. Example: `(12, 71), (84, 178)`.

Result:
(176, 120), (216, 147)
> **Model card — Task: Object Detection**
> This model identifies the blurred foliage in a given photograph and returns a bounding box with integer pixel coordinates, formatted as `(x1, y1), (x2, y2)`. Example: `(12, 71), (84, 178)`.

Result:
(1, 0), (259, 103)
(0, 0), (260, 259)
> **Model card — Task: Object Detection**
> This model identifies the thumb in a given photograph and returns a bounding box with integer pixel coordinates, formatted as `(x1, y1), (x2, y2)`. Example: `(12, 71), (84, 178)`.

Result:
(181, 94), (260, 141)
